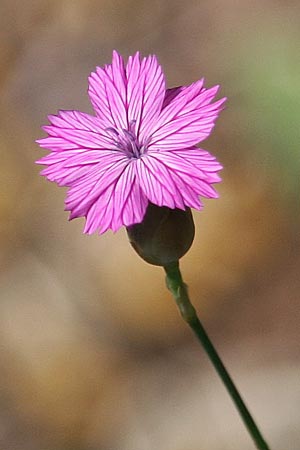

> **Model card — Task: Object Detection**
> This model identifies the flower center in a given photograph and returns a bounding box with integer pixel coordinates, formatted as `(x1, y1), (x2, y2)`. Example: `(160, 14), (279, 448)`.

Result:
(106, 121), (149, 159)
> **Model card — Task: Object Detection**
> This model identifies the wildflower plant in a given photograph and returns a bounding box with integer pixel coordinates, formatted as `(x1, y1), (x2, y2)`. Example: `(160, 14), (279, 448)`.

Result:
(36, 51), (270, 450)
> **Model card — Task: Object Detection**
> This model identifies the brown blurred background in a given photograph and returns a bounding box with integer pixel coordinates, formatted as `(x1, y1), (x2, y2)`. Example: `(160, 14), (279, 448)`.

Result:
(0, 1), (300, 449)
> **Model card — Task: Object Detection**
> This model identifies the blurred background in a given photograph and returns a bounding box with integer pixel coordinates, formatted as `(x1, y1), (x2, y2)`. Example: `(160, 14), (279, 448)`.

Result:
(0, 0), (299, 449)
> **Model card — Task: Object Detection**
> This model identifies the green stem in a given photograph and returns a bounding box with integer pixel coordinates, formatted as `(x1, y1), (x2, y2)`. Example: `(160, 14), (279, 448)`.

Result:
(164, 261), (270, 450)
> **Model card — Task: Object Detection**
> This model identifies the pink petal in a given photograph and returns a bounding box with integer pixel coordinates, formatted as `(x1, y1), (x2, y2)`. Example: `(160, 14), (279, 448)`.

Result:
(167, 170), (204, 209)
(88, 50), (128, 129)
(36, 110), (112, 152)
(65, 152), (129, 215)
(149, 80), (226, 150)
(47, 110), (104, 132)
(39, 150), (124, 187)
(153, 79), (204, 130)
(126, 52), (165, 141)
(148, 150), (219, 203)
(83, 162), (148, 234)
(169, 147), (223, 182)
(135, 156), (185, 209)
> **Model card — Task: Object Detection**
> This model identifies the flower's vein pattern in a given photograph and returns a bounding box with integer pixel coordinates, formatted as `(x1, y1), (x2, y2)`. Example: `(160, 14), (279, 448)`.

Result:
(36, 50), (226, 234)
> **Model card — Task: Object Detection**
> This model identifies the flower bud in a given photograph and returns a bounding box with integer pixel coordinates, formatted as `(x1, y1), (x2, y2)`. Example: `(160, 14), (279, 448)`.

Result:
(126, 203), (195, 266)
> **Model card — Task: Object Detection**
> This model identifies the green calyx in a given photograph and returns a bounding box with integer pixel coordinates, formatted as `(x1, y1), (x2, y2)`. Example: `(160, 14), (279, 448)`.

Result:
(126, 203), (195, 266)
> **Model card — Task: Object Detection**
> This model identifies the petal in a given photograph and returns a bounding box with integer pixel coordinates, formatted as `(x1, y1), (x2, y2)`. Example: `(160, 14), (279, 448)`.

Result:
(135, 155), (185, 209)
(36, 110), (112, 152)
(83, 162), (148, 234)
(65, 152), (129, 215)
(162, 86), (185, 109)
(88, 50), (128, 129)
(148, 150), (220, 204)
(168, 147), (223, 182)
(167, 170), (204, 209)
(153, 79), (204, 131)
(46, 110), (104, 132)
(149, 80), (226, 150)
(126, 52), (165, 141)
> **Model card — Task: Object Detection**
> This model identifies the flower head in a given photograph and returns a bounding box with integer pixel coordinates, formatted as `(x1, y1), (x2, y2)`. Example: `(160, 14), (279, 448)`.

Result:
(36, 51), (226, 234)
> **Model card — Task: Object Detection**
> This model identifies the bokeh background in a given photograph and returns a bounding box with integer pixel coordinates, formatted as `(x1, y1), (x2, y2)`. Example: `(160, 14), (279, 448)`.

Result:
(0, 1), (299, 449)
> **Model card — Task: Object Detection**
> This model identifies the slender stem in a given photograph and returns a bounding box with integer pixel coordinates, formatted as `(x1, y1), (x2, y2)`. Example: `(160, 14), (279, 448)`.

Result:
(164, 261), (270, 450)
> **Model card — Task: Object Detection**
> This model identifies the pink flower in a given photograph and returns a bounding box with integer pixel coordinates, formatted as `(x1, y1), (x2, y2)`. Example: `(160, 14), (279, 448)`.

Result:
(36, 51), (226, 234)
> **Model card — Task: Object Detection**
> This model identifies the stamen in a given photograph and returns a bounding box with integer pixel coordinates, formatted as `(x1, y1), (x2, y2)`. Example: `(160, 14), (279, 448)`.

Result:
(129, 119), (137, 134)
(105, 127), (119, 137)
(106, 121), (148, 159)
(122, 129), (136, 141)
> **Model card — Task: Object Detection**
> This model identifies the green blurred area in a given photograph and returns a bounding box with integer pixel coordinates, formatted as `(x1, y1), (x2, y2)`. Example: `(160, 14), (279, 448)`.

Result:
(0, 1), (299, 450)
(238, 31), (300, 199)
